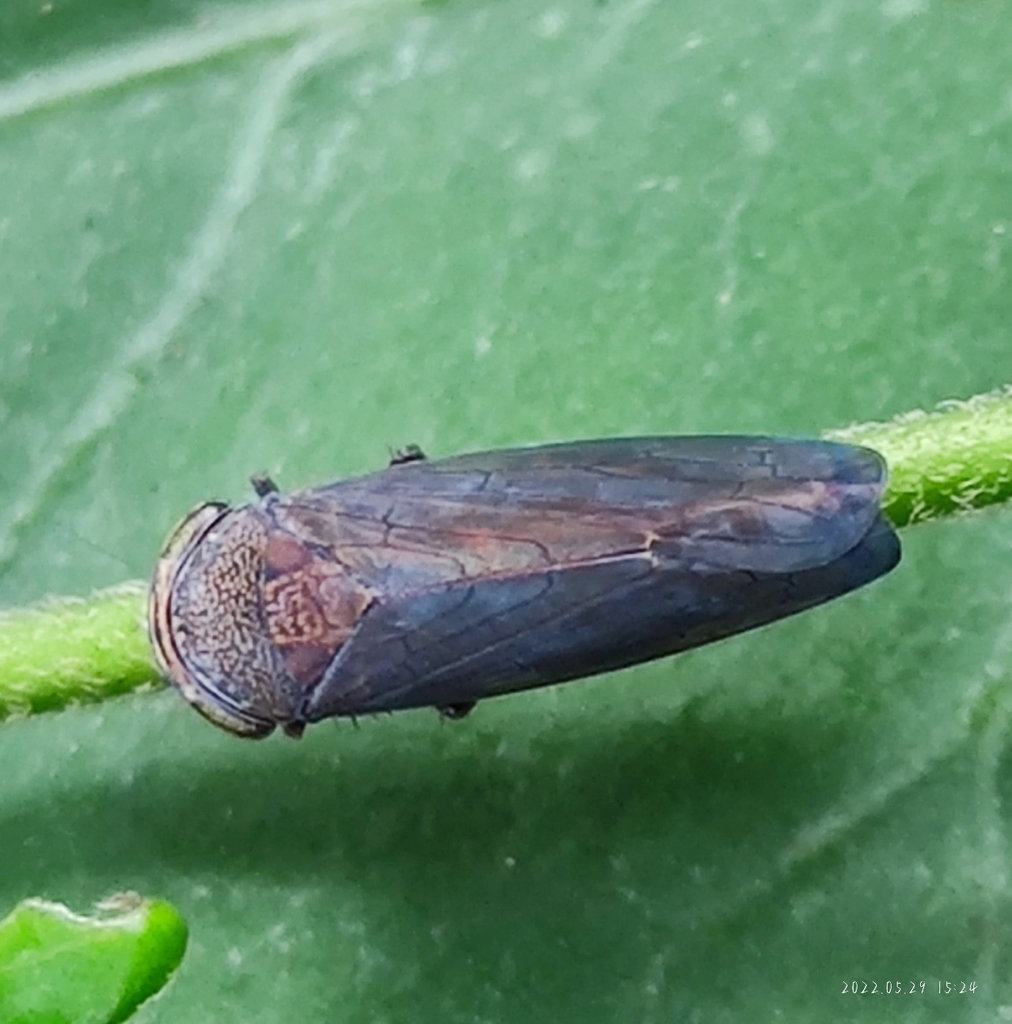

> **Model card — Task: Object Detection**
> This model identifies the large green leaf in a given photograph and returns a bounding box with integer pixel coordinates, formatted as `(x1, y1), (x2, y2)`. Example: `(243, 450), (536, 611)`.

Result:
(0, 0), (1010, 1020)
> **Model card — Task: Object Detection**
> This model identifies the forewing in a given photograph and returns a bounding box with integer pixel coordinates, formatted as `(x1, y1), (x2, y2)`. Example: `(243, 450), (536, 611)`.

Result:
(304, 513), (899, 718)
(276, 437), (889, 589)
(285, 437), (896, 720)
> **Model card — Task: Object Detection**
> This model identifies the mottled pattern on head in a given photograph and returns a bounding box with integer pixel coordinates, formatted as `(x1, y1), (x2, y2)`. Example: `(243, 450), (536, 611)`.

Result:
(158, 507), (301, 734)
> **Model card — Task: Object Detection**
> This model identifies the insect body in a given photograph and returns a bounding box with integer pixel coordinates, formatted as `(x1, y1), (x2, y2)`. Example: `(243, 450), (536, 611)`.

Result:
(149, 437), (900, 738)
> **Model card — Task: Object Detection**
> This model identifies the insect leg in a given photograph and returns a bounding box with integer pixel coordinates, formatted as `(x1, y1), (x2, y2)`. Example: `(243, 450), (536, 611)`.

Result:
(438, 701), (477, 721)
(250, 473), (280, 497)
(389, 444), (427, 466)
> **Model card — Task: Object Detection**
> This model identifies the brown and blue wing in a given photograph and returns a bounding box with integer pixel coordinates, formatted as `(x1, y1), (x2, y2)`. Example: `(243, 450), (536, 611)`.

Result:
(261, 437), (899, 721)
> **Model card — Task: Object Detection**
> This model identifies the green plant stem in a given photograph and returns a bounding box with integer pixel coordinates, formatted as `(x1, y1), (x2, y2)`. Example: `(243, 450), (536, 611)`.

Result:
(0, 583), (156, 722)
(1, 386), (1011, 725)
(825, 385), (1012, 527)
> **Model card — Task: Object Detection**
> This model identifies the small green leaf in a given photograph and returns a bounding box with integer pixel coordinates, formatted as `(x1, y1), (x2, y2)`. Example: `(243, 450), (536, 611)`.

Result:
(0, 894), (187, 1024)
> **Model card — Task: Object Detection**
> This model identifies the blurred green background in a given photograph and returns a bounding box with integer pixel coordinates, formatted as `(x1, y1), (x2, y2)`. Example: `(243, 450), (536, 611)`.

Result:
(1, 0), (1011, 1019)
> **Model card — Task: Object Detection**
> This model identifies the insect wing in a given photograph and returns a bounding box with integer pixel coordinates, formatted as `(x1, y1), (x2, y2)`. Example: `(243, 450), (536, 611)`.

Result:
(271, 437), (900, 721)
(282, 436), (886, 580)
